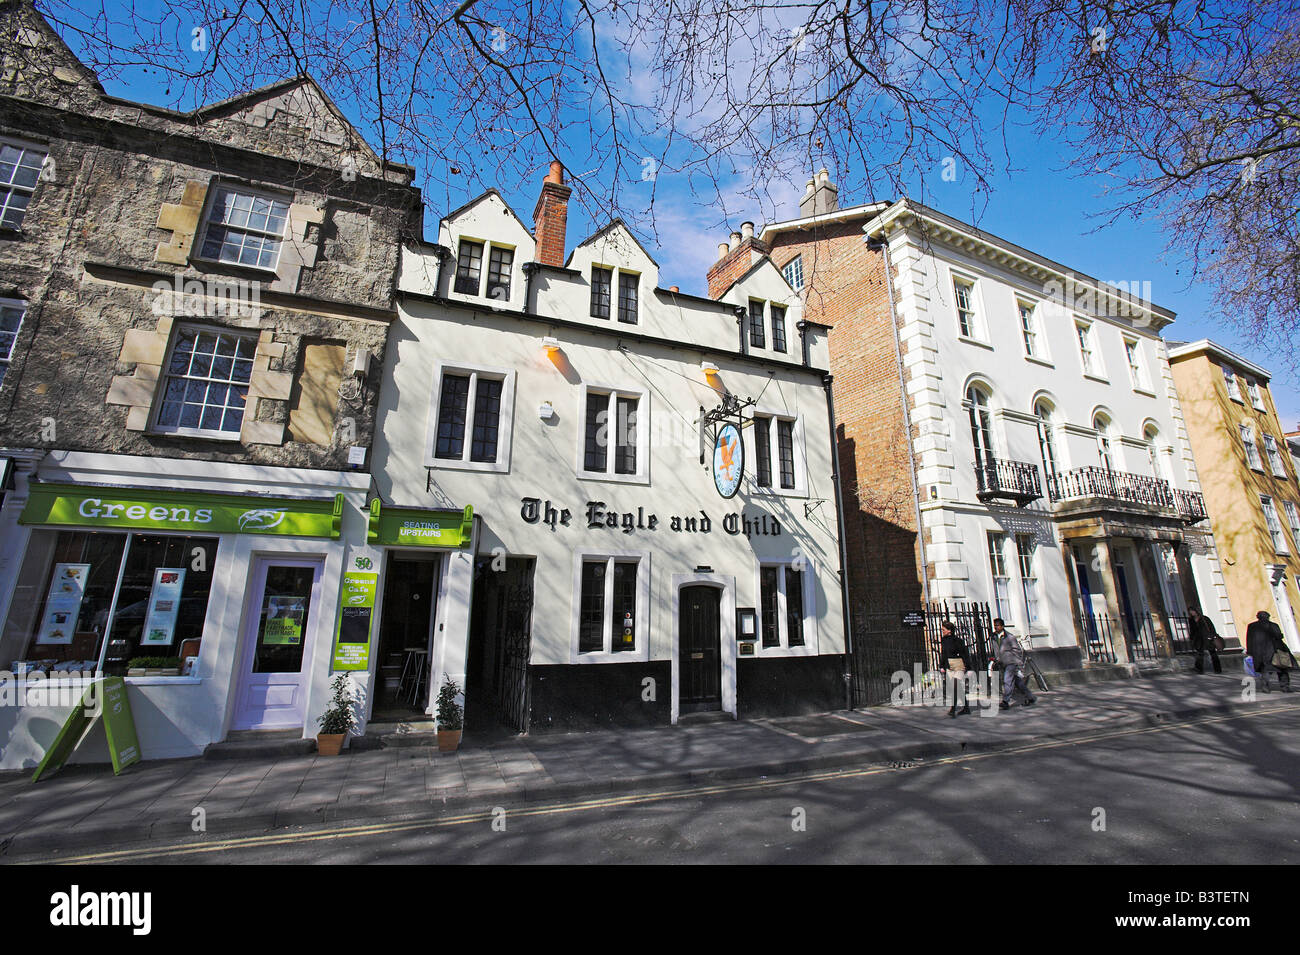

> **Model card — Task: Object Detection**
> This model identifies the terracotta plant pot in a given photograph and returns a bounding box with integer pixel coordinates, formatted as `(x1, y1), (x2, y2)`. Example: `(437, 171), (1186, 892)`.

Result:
(437, 729), (462, 753)
(317, 733), (346, 756)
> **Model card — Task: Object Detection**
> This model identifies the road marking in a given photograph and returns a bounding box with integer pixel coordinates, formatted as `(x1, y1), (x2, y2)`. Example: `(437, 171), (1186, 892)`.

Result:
(22, 702), (1299, 864)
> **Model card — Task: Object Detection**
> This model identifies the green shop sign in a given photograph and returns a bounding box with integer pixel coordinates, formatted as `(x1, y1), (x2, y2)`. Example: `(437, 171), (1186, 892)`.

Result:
(21, 483), (344, 539)
(367, 500), (473, 548)
(332, 571), (377, 671)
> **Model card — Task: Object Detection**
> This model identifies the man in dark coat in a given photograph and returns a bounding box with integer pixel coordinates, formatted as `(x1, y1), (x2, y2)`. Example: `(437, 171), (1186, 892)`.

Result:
(995, 617), (1036, 709)
(939, 620), (972, 718)
(1188, 607), (1222, 674)
(1246, 611), (1293, 692)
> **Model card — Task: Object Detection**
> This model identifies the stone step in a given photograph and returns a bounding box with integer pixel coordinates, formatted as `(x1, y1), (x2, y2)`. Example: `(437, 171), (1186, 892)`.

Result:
(204, 729), (316, 760)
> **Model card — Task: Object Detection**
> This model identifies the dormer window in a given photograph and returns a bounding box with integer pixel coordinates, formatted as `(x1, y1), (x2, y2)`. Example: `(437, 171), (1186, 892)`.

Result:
(617, 271), (638, 324)
(771, 305), (788, 353)
(749, 299), (766, 349)
(199, 185), (290, 270)
(453, 240), (483, 294)
(486, 245), (513, 302)
(782, 255), (804, 291)
(590, 266), (612, 318)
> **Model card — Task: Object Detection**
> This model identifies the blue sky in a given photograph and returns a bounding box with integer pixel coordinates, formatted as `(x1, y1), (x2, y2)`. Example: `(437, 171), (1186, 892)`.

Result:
(51, 5), (1297, 430)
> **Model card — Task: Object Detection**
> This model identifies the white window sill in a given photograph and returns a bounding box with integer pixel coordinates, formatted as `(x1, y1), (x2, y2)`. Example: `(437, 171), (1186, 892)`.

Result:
(957, 335), (995, 351)
(749, 483), (808, 500)
(1083, 373), (1109, 385)
(572, 650), (649, 664)
(1132, 386), (1157, 398)
(425, 456), (510, 474)
(578, 470), (650, 486)
(1024, 355), (1054, 369)
(126, 675), (203, 686)
(1229, 396), (1244, 404)
(755, 644), (818, 658)
(151, 427), (243, 442)
(190, 254), (279, 278)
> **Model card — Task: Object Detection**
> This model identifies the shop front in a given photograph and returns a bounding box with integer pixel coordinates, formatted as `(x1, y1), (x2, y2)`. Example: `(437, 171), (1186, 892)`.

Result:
(0, 452), (369, 770)
(355, 501), (476, 726)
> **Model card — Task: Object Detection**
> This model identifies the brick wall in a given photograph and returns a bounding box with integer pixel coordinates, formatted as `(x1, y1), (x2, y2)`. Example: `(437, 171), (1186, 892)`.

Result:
(706, 237), (769, 298)
(768, 222), (924, 611)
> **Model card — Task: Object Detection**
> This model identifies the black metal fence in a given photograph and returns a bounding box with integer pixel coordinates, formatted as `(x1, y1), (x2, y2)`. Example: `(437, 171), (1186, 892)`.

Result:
(1167, 615), (1194, 655)
(850, 602), (996, 707)
(974, 458), (1043, 504)
(1079, 611), (1119, 663)
(1127, 613), (1162, 662)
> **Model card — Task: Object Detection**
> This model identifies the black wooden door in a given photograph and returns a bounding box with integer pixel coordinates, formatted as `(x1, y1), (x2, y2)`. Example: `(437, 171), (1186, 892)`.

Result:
(680, 585), (721, 711)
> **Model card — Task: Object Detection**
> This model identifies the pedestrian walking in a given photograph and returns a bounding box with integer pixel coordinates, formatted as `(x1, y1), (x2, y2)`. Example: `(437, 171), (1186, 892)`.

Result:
(1187, 607), (1223, 674)
(994, 617), (1036, 709)
(1246, 611), (1295, 693)
(939, 620), (972, 717)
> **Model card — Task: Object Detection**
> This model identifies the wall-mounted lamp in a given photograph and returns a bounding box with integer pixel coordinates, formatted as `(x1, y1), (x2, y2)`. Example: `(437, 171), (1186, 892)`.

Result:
(538, 401), (556, 421)
(541, 336), (561, 355)
(701, 361), (720, 378)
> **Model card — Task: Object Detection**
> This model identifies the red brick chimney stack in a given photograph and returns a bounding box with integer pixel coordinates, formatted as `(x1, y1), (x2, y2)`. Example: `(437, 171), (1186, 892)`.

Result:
(533, 160), (571, 267)
(706, 220), (770, 298)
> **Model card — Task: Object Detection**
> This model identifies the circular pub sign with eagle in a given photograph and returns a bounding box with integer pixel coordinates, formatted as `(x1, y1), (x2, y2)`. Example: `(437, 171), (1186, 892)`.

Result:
(712, 423), (744, 499)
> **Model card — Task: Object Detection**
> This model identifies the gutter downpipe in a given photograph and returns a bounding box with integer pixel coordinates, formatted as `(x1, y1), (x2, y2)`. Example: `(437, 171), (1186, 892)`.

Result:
(868, 229), (930, 607)
(821, 369), (856, 712)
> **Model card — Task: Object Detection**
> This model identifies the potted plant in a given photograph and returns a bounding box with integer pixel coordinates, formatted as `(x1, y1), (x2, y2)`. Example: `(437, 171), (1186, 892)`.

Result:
(435, 677), (464, 752)
(316, 673), (357, 756)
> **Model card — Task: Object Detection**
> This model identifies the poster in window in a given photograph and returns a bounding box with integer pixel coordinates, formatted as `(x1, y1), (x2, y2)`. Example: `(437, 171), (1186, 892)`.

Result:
(262, 596), (306, 645)
(139, 567), (186, 646)
(36, 562), (91, 645)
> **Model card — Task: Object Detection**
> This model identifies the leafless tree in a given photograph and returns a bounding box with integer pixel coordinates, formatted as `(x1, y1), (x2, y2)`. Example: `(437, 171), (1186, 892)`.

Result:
(16, 0), (1300, 352)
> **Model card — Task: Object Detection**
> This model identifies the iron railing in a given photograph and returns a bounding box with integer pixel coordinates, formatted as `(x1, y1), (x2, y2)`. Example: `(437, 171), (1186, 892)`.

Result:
(850, 611), (931, 707)
(1173, 489), (1208, 524)
(1126, 612), (1162, 662)
(1167, 615), (1194, 655)
(1047, 466), (1176, 509)
(974, 458), (1043, 506)
(1079, 611), (1119, 664)
(924, 601), (998, 673)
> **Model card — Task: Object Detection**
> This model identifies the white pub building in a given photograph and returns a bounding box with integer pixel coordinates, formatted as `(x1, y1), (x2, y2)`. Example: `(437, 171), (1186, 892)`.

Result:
(361, 163), (848, 733)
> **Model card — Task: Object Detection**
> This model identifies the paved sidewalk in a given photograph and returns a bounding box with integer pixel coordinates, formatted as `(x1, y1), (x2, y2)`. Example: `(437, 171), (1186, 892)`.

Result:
(1, 672), (1296, 858)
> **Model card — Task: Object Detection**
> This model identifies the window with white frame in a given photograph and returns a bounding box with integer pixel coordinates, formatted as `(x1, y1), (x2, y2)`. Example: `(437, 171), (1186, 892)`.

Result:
(589, 266), (638, 323)
(580, 386), (646, 480)
(485, 245), (514, 302)
(1124, 338), (1150, 390)
(782, 255), (804, 291)
(758, 559), (812, 650)
(1035, 401), (1059, 478)
(1223, 365), (1242, 401)
(574, 553), (649, 658)
(153, 326), (256, 437)
(199, 185), (290, 269)
(987, 532), (1012, 622)
(1242, 423), (1263, 470)
(751, 413), (800, 492)
(1284, 501), (1300, 543)
(0, 299), (25, 388)
(748, 298), (766, 349)
(0, 140), (47, 230)
(953, 276), (980, 339)
(1247, 379), (1265, 410)
(1015, 533), (1040, 625)
(1262, 495), (1289, 554)
(1076, 321), (1099, 376)
(1264, 434), (1288, 477)
(590, 266), (612, 318)
(1018, 300), (1040, 359)
(428, 363), (514, 471)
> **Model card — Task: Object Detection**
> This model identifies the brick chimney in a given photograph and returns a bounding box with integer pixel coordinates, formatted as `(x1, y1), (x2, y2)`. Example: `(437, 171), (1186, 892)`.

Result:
(799, 167), (839, 217)
(706, 220), (770, 298)
(533, 160), (571, 267)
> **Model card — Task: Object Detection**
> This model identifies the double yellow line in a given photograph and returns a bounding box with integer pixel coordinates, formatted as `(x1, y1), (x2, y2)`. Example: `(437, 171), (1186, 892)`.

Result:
(20, 702), (1298, 864)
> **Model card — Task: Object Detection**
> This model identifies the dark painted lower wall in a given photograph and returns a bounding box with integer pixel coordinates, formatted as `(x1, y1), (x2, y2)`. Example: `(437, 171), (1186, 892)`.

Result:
(1030, 646), (1083, 671)
(526, 654), (848, 732)
(528, 662), (671, 732)
(737, 654), (845, 718)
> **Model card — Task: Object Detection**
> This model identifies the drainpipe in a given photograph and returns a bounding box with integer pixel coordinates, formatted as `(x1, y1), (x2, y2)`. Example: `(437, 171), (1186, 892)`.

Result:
(522, 261), (540, 313)
(734, 306), (748, 355)
(867, 233), (930, 606)
(430, 243), (452, 294)
(823, 372), (855, 711)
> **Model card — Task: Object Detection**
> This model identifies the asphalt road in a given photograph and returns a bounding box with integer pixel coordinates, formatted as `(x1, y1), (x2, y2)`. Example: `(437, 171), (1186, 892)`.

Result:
(22, 707), (1300, 865)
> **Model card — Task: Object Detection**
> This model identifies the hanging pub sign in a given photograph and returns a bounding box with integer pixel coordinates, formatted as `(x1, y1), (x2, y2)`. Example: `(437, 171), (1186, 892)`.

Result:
(712, 423), (744, 499)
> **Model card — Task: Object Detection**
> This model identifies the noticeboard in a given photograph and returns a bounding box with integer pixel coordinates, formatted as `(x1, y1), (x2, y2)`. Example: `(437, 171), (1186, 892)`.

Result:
(900, 611), (926, 629)
(332, 571), (377, 671)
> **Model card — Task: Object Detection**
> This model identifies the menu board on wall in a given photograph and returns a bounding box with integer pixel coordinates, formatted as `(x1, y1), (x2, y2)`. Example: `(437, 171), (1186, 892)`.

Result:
(36, 562), (91, 645)
(139, 567), (186, 647)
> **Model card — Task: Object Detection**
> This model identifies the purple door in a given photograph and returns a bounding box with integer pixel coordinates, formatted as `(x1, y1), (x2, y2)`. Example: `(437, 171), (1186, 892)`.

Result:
(232, 558), (323, 731)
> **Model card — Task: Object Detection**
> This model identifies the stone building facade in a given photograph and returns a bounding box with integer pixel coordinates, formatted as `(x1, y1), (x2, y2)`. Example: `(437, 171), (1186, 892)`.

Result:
(0, 4), (421, 769)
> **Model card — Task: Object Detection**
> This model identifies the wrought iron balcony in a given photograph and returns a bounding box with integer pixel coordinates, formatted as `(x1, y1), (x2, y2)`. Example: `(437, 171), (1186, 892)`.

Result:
(1173, 488), (1208, 524)
(1046, 466), (1175, 510)
(974, 457), (1043, 506)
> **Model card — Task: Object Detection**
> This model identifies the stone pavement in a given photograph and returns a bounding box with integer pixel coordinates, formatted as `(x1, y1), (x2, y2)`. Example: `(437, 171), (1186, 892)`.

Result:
(1, 671), (1296, 859)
